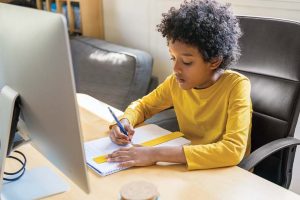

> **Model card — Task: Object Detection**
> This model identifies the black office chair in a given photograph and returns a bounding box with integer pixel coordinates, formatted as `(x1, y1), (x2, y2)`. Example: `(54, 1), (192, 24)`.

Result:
(235, 16), (300, 188)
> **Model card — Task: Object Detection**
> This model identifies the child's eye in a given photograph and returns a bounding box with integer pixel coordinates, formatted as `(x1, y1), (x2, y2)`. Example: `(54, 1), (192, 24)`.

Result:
(183, 61), (193, 66)
(170, 57), (175, 61)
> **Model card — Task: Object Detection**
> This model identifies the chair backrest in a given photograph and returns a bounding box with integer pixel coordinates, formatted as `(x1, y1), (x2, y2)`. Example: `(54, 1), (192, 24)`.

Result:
(232, 16), (300, 187)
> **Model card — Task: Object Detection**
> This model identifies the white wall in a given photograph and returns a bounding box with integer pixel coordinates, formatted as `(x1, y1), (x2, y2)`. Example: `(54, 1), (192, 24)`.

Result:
(292, 119), (300, 193)
(102, 0), (300, 194)
(103, 0), (181, 82)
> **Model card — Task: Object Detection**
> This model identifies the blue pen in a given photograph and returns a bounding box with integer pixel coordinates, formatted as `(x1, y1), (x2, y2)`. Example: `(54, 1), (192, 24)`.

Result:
(108, 107), (128, 136)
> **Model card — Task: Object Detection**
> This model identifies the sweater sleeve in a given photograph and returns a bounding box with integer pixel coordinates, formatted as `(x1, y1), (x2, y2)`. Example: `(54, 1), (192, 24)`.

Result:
(183, 79), (252, 170)
(121, 75), (174, 127)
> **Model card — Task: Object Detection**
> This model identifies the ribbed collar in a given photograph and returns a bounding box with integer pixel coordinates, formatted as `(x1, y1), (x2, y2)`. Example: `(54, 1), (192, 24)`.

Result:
(189, 70), (229, 99)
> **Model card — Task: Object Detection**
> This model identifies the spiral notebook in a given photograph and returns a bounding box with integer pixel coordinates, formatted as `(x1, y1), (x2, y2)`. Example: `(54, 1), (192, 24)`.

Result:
(84, 124), (191, 176)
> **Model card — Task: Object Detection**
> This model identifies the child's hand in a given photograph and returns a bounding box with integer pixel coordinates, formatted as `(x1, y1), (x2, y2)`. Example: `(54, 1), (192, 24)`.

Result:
(109, 118), (135, 145)
(107, 145), (156, 167)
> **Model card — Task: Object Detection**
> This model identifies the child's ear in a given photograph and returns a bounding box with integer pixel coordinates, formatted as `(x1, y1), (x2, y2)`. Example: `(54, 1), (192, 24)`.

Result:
(209, 57), (223, 70)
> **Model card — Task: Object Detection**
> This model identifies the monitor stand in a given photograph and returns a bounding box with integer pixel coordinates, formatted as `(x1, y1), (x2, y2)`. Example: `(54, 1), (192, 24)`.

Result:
(0, 86), (69, 200)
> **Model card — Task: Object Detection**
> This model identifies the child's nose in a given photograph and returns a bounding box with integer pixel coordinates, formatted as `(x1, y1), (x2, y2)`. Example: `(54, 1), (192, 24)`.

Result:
(173, 61), (182, 73)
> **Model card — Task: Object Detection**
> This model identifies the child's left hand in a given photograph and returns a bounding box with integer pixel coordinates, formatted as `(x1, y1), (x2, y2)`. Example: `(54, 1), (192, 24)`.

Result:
(107, 145), (156, 168)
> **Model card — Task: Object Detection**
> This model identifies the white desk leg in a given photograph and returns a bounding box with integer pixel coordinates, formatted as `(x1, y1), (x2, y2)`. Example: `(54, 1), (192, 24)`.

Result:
(0, 86), (19, 194)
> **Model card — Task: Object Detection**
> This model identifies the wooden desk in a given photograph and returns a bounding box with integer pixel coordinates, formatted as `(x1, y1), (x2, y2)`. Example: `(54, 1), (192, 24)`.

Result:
(6, 94), (300, 200)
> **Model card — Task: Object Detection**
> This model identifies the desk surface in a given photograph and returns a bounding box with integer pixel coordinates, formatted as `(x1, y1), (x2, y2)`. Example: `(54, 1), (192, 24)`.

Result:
(6, 94), (300, 200)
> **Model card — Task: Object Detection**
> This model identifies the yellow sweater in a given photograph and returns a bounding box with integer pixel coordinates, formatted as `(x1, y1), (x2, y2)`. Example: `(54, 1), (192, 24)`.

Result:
(122, 70), (252, 170)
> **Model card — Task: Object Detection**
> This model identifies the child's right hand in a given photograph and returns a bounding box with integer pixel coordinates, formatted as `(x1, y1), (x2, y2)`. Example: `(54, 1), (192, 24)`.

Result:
(109, 118), (135, 145)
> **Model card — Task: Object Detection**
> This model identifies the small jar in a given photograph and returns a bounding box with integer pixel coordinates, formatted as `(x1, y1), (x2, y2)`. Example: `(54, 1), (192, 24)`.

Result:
(120, 180), (159, 200)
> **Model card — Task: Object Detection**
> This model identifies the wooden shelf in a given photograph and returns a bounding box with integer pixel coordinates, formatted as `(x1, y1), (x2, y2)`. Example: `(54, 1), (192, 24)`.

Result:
(36, 0), (104, 39)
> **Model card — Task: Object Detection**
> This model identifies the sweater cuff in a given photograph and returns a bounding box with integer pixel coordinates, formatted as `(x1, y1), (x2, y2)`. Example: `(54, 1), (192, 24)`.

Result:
(183, 145), (197, 170)
(108, 116), (130, 130)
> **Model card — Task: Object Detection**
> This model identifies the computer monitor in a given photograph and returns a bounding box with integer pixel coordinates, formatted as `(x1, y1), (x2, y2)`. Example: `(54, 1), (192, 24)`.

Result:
(0, 3), (89, 198)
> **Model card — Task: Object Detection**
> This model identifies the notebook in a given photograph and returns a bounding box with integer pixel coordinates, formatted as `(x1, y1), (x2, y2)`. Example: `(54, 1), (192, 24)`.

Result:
(84, 124), (191, 176)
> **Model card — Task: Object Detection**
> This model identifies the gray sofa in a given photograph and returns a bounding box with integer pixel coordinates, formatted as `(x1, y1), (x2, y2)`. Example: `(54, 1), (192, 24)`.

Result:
(70, 36), (157, 111)
(70, 36), (179, 132)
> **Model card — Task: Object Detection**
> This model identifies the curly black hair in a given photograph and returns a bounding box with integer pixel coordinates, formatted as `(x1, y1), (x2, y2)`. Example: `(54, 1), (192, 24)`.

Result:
(157, 0), (242, 69)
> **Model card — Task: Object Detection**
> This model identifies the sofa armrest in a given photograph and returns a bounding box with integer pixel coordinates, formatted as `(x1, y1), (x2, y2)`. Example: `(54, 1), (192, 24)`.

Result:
(145, 109), (179, 132)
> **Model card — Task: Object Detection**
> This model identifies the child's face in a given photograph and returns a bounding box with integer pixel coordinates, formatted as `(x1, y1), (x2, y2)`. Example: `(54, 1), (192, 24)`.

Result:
(169, 40), (221, 90)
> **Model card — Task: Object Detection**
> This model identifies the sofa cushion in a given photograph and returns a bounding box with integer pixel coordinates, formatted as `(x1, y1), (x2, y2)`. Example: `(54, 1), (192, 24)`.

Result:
(70, 36), (153, 111)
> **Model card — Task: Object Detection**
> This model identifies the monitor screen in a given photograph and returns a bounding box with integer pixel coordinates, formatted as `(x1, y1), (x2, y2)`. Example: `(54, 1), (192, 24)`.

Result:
(0, 3), (89, 193)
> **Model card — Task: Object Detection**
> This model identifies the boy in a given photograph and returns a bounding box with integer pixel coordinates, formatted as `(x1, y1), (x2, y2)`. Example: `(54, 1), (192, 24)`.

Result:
(107, 0), (252, 170)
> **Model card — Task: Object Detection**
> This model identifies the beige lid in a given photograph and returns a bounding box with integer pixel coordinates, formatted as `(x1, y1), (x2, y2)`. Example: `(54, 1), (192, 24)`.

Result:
(120, 181), (159, 200)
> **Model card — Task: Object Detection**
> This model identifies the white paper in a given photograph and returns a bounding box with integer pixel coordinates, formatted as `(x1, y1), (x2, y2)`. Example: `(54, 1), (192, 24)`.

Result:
(84, 124), (190, 176)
